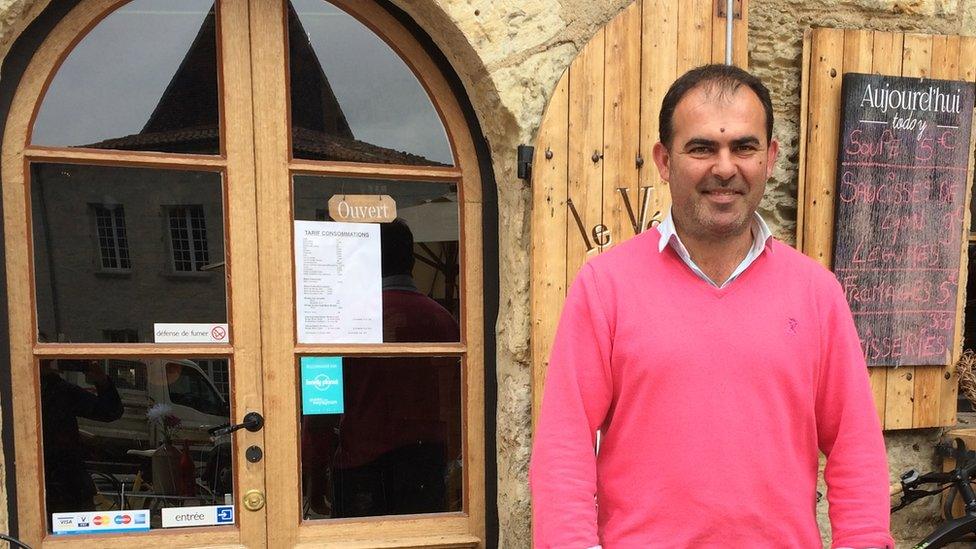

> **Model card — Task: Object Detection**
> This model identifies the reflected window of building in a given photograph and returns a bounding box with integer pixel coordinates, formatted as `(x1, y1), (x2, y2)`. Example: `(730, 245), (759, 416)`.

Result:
(93, 205), (131, 271)
(107, 360), (147, 391)
(165, 360), (228, 417)
(197, 359), (230, 401)
(167, 205), (211, 272)
(31, 163), (227, 343)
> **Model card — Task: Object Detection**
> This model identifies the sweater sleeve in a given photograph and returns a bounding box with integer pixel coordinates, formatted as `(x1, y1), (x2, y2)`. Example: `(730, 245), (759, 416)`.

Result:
(530, 263), (614, 548)
(815, 277), (895, 549)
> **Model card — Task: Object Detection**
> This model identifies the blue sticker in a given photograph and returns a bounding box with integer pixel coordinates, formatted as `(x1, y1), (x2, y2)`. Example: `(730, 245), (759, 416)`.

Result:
(301, 357), (344, 414)
(216, 506), (234, 523)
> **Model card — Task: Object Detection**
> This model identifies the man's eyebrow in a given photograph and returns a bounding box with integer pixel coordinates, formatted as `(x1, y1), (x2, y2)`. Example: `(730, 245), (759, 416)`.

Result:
(731, 136), (761, 147)
(682, 138), (717, 149)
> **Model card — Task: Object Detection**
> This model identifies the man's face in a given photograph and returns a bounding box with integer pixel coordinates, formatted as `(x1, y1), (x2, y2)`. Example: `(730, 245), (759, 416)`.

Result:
(652, 84), (778, 242)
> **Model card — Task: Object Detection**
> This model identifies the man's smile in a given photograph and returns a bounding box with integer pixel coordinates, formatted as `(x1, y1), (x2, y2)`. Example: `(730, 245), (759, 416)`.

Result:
(701, 187), (744, 204)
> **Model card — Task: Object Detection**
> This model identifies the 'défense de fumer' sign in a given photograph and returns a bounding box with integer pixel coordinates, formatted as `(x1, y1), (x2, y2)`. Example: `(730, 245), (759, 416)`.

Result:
(832, 73), (975, 367)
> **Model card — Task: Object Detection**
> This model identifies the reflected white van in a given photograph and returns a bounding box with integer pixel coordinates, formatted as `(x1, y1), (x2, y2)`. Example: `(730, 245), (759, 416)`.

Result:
(65, 358), (229, 469)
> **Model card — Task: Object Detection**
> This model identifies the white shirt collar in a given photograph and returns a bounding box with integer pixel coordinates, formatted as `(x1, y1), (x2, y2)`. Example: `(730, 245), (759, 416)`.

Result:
(656, 209), (773, 288)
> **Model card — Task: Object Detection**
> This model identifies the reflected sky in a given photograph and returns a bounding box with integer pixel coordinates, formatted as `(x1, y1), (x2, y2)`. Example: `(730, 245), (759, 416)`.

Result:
(33, 0), (453, 165)
(33, 1), (214, 146)
(291, 0), (452, 164)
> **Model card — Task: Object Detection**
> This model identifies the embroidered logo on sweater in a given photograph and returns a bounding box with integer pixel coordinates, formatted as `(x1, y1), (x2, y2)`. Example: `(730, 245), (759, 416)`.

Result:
(787, 317), (799, 335)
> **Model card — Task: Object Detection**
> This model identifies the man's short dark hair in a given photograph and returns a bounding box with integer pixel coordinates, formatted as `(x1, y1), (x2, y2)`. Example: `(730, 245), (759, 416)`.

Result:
(380, 218), (415, 277)
(658, 64), (774, 148)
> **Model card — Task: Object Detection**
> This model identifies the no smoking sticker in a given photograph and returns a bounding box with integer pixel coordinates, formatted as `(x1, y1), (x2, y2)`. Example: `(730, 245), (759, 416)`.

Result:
(154, 323), (230, 343)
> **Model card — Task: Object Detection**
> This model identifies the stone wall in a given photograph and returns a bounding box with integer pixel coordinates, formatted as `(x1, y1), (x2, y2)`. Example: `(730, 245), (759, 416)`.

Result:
(0, 0), (973, 546)
(751, 0), (974, 242)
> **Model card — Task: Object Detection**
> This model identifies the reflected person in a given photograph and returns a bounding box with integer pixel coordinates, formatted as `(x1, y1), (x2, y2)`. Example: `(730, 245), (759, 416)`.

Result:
(41, 359), (124, 515)
(303, 218), (461, 518)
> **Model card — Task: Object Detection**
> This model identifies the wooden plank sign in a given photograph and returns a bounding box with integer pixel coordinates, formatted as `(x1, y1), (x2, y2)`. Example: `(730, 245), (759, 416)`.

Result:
(327, 194), (397, 223)
(832, 73), (975, 367)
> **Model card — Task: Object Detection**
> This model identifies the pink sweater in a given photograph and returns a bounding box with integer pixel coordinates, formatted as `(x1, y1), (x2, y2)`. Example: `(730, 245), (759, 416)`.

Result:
(530, 229), (893, 548)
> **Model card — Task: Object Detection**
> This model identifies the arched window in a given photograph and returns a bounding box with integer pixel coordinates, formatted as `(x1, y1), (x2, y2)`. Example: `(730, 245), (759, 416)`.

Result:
(1, 1), (487, 546)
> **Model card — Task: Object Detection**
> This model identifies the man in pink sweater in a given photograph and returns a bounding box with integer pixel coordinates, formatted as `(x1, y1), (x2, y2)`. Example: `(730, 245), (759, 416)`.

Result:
(530, 64), (893, 548)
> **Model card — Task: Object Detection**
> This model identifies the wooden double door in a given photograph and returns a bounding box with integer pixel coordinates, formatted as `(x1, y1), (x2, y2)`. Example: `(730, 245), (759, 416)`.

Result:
(2, 0), (484, 547)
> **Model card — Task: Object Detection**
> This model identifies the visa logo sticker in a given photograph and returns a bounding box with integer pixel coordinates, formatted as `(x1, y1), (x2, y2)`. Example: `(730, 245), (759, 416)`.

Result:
(52, 510), (150, 535)
(301, 357), (344, 415)
(162, 505), (236, 528)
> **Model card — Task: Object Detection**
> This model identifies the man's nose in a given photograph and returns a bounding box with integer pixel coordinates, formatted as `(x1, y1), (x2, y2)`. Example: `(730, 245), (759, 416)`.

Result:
(711, 149), (737, 181)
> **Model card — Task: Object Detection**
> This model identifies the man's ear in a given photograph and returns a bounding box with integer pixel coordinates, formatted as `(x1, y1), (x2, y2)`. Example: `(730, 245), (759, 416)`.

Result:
(765, 138), (779, 179)
(652, 141), (671, 182)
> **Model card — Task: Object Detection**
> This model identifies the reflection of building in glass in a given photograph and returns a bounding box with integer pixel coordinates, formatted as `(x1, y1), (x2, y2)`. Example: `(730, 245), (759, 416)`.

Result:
(31, 163), (226, 343)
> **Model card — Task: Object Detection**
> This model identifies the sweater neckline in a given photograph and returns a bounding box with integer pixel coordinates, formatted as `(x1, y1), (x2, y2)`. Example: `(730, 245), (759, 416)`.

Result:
(660, 240), (771, 299)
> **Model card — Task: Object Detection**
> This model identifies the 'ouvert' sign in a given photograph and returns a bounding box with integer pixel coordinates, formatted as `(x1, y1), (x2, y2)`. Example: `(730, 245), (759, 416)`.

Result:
(327, 194), (397, 223)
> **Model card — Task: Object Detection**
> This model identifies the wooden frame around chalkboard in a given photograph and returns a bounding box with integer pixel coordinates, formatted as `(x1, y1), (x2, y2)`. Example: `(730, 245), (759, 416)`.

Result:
(798, 28), (976, 430)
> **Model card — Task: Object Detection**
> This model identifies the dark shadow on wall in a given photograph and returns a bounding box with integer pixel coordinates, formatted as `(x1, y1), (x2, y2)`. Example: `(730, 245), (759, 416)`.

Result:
(0, 0), (85, 538)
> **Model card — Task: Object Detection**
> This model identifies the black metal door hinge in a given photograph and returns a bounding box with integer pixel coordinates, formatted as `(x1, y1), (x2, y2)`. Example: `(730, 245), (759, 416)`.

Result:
(517, 144), (535, 183)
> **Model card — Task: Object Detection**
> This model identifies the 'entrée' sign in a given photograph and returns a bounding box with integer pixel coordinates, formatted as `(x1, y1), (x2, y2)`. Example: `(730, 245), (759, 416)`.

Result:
(832, 73), (975, 367)
(328, 194), (397, 223)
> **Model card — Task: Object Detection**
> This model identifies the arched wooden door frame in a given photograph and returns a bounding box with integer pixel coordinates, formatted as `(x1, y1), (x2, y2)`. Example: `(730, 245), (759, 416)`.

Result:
(0, 0), (491, 547)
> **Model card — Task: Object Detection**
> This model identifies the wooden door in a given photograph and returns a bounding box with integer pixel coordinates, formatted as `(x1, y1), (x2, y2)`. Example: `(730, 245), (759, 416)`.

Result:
(530, 0), (750, 423)
(249, 1), (484, 547)
(2, 0), (266, 546)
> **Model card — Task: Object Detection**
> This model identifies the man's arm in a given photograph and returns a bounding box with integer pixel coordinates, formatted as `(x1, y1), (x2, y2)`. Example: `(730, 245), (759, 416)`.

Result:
(815, 278), (895, 549)
(530, 264), (614, 548)
(66, 362), (124, 422)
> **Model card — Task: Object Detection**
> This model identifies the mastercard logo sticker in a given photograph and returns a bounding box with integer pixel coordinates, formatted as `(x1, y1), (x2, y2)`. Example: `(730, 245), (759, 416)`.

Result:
(115, 515), (134, 525)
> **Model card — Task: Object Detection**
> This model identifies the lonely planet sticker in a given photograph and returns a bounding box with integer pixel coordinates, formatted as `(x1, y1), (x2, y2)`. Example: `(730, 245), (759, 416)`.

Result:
(301, 356), (344, 414)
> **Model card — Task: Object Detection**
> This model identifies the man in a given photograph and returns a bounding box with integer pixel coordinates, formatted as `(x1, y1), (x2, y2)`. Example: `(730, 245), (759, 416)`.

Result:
(41, 359), (124, 515)
(530, 64), (893, 548)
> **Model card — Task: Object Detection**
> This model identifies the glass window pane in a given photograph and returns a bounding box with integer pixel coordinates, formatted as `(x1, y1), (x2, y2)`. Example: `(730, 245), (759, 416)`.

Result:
(293, 176), (460, 343)
(300, 356), (462, 519)
(31, 163), (227, 343)
(32, 0), (219, 155)
(288, 0), (453, 166)
(40, 356), (233, 532)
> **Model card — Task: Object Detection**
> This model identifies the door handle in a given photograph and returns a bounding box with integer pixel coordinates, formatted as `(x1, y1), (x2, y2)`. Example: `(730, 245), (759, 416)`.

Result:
(210, 411), (264, 437)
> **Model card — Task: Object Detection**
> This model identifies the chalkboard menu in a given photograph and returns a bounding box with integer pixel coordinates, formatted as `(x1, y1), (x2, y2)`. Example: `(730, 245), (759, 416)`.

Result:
(833, 73), (976, 367)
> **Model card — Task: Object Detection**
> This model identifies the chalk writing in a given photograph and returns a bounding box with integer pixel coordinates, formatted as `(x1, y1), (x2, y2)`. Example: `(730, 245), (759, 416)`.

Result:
(832, 73), (975, 367)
